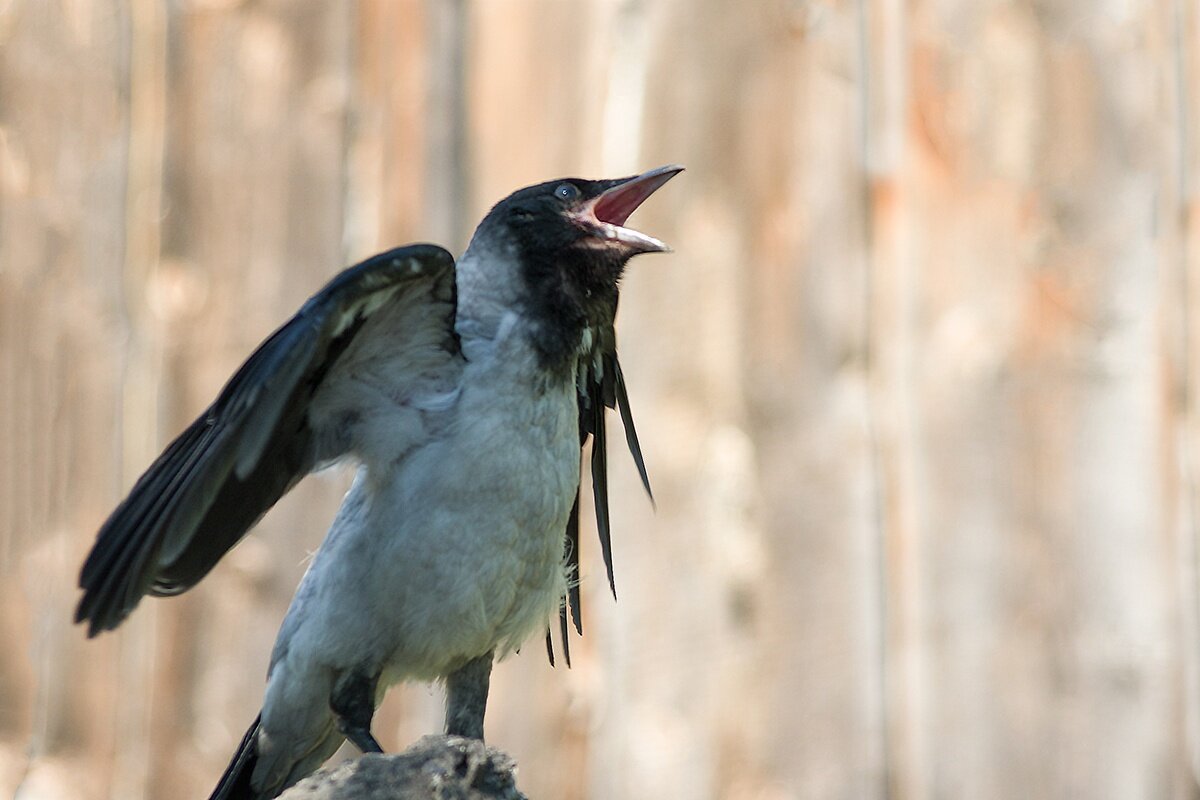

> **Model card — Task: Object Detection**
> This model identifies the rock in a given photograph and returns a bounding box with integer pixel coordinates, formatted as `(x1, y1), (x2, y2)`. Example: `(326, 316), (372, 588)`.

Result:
(277, 735), (527, 800)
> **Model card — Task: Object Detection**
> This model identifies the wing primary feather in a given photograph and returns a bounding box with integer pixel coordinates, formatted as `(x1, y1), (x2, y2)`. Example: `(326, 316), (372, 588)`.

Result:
(86, 435), (219, 632)
(79, 418), (230, 632)
(613, 357), (654, 506)
(129, 418), (239, 570)
(77, 419), (210, 588)
(591, 397), (616, 600)
(231, 322), (321, 479)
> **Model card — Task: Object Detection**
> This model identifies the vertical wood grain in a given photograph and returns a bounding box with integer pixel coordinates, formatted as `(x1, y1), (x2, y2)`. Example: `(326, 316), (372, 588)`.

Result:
(3, 1), (1199, 798)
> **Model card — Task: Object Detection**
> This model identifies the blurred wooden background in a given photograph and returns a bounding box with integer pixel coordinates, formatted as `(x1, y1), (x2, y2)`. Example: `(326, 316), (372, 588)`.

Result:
(3, 1), (1200, 798)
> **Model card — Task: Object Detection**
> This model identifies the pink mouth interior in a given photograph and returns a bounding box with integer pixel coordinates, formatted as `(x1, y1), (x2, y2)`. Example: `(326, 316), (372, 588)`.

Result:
(592, 171), (679, 227)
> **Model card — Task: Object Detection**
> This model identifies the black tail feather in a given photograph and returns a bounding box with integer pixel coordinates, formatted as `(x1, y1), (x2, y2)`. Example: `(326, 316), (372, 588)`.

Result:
(209, 714), (262, 800)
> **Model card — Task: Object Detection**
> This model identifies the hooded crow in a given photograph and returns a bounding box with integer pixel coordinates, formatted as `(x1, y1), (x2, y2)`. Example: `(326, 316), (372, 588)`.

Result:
(75, 165), (682, 798)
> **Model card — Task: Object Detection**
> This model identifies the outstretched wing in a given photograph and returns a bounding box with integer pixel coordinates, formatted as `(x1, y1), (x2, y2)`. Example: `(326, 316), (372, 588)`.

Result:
(76, 244), (459, 637)
(547, 327), (653, 667)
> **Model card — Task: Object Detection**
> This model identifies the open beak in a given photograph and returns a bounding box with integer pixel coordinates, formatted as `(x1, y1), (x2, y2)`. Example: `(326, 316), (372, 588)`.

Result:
(576, 164), (684, 253)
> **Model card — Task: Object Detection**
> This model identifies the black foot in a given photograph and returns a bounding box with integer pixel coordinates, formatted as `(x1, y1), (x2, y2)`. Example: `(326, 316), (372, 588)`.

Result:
(445, 651), (494, 740)
(331, 671), (384, 753)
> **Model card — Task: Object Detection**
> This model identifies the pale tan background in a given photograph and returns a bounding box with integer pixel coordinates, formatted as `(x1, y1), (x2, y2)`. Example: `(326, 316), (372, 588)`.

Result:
(3, 1), (1200, 798)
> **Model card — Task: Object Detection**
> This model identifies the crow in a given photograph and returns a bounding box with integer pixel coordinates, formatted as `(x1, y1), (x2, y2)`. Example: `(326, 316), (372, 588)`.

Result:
(75, 166), (682, 798)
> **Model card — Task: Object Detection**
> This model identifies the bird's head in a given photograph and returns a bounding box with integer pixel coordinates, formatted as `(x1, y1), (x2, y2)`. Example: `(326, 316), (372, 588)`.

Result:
(493, 163), (682, 262)
(468, 165), (683, 368)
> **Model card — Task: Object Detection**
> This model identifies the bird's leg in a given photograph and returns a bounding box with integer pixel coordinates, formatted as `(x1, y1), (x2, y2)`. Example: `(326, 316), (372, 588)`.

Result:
(444, 650), (494, 740)
(331, 671), (384, 754)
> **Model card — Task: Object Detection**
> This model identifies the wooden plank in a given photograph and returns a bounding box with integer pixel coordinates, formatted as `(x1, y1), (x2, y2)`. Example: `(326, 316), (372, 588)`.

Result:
(0, 2), (135, 797)
(907, 1), (1190, 796)
(2, 1), (1199, 798)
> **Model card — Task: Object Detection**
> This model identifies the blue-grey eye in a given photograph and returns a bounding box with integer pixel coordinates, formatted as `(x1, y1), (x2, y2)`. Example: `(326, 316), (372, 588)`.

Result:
(555, 183), (580, 202)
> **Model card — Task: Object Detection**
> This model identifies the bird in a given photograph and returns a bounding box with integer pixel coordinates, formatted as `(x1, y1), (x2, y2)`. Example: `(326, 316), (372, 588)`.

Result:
(75, 165), (682, 799)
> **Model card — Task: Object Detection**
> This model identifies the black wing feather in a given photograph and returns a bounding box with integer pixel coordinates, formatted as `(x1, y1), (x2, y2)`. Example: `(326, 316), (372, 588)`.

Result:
(76, 244), (456, 637)
(590, 388), (615, 600)
(558, 592), (572, 668)
(548, 335), (654, 665)
(565, 490), (583, 634)
(613, 356), (653, 504)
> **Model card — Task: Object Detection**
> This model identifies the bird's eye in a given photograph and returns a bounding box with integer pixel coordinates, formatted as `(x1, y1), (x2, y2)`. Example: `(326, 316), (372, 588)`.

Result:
(554, 183), (580, 202)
